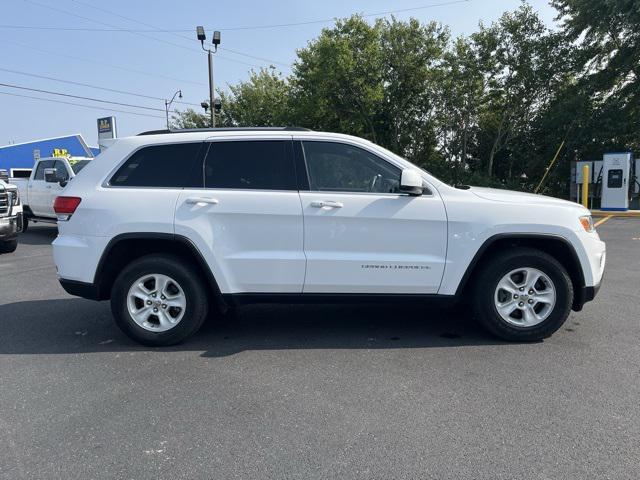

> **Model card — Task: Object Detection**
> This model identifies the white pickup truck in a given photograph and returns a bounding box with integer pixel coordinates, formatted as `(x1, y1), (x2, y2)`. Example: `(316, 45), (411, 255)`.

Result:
(0, 179), (24, 253)
(12, 157), (92, 229)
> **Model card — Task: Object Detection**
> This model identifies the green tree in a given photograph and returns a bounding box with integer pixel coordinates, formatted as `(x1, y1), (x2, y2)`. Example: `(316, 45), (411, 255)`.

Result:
(552, 0), (640, 154)
(220, 67), (292, 127)
(292, 16), (384, 141)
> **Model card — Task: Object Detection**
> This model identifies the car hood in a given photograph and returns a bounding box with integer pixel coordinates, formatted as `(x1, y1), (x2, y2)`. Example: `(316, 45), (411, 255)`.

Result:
(0, 180), (17, 192)
(470, 186), (581, 209)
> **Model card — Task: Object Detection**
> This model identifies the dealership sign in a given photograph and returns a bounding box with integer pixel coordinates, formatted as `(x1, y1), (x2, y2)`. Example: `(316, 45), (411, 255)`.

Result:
(97, 116), (117, 151)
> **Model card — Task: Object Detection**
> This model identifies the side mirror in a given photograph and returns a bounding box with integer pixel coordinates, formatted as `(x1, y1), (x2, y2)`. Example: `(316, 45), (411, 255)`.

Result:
(399, 169), (424, 196)
(44, 168), (68, 186)
(44, 168), (58, 183)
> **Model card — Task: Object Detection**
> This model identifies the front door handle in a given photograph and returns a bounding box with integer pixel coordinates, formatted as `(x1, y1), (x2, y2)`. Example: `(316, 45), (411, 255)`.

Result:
(311, 200), (343, 208)
(185, 197), (219, 205)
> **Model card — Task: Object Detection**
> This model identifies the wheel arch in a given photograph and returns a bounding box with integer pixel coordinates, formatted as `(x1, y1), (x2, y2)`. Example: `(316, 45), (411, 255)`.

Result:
(93, 233), (225, 308)
(455, 233), (586, 310)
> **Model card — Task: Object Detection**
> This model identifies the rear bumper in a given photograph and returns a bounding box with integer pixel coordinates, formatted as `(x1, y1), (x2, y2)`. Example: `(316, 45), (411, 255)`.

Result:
(59, 278), (101, 301)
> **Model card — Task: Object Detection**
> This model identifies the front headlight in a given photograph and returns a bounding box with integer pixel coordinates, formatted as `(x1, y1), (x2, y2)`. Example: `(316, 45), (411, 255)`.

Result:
(12, 190), (20, 206)
(579, 215), (594, 232)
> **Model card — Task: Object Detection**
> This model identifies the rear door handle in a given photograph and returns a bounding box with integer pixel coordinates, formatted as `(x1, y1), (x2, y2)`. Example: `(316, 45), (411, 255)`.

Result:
(185, 197), (219, 205)
(311, 200), (343, 208)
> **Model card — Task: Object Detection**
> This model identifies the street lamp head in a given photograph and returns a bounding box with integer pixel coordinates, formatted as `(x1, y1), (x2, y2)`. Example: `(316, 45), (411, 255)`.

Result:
(196, 26), (206, 42)
(178, 90), (183, 99)
(201, 101), (209, 112)
(212, 30), (221, 47)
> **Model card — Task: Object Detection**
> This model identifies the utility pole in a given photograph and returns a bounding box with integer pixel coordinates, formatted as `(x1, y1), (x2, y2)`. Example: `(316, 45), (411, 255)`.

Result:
(207, 50), (215, 128)
(196, 27), (221, 128)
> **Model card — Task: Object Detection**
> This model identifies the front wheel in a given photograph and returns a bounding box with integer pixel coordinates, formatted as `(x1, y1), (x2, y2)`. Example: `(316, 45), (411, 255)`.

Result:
(472, 248), (573, 342)
(0, 239), (18, 254)
(111, 255), (209, 346)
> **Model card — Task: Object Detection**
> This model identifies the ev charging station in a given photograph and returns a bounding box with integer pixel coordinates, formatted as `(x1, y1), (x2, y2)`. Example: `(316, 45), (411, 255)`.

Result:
(601, 153), (632, 211)
(571, 152), (637, 211)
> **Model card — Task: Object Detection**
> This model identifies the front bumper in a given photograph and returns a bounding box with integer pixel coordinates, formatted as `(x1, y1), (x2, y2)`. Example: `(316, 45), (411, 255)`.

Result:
(573, 282), (601, 311)
(0, 213), (22, 239)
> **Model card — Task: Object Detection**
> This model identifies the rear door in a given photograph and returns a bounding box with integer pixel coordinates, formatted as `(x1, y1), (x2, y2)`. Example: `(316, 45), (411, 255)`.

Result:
(28, 159), (54, 216)
(174, 138), (305, 294)
(298, 140), (448, 294)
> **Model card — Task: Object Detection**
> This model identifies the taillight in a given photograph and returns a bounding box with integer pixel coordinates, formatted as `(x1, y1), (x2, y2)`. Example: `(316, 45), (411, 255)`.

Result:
(53, 196), (82, 221)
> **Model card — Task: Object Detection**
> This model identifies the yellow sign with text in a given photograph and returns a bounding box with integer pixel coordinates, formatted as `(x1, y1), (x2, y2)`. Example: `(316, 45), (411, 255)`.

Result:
(52, 148), (70, 158)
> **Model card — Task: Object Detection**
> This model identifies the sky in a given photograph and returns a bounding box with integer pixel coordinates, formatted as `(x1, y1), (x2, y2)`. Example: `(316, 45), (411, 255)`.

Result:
(1, 0), (558, 147)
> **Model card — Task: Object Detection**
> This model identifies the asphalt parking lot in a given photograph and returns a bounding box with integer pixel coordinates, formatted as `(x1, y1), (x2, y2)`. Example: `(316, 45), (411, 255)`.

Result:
(1, 219), (639, 480)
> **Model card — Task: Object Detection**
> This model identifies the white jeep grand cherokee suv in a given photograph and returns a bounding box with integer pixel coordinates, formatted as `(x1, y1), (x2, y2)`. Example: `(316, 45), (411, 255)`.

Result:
(52, 128), (606, 346)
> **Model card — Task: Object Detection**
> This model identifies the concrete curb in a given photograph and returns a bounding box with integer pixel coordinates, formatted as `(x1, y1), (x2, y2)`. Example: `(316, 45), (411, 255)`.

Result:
(591, 210), (640, 218)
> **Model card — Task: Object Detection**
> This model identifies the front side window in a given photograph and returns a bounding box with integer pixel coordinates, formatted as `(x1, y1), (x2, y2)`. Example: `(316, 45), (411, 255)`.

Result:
(110, 143), (202, 188)
(302, 141), (401, 193)
(34, 160), (55, 181)
(204, 140), (296, 190)
(54, 161), (69, 181)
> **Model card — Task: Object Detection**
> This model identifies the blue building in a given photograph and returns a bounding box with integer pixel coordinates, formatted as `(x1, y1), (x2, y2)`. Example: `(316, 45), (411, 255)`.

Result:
(0, 134), (99, 175)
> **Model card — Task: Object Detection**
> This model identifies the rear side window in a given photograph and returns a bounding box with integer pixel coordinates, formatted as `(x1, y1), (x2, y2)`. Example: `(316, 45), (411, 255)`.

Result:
(204, 140), (296, 190)
(110, 143), (202, 188)
(71, 160), (91, 174)
(34, 160), (55, 180)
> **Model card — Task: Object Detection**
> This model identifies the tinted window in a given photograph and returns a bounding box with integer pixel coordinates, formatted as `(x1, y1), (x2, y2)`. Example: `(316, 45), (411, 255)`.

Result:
(34, 160), (55, 181)
(110, 143), (202, 188)
(204, 141), (295, 190)
(302, 141), (401, 193)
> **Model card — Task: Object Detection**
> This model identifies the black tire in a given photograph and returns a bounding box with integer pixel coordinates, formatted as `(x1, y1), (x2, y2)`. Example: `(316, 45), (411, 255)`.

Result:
(472, 247), (573, 342)
(21, 216), (28, 233)
(0, 239), (18, 254)
(110, 254), (209, 346)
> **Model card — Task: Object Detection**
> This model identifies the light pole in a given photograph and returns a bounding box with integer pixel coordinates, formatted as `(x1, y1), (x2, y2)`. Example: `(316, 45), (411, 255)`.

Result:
(196, 27), (221, 128)
(164, 90), (182, 129)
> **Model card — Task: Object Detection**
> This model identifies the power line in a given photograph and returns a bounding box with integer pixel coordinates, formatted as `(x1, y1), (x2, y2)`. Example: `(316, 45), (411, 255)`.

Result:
(69, 0), (289, 67)
(220, 0), (471, 30)
(0, 67), (200, 107)
(0, 82), (182, 114)
(0, 90), (165, 119)
(22, 0), (262, 68)
(2, 0), (470, 32)
(5, 39), (207, 87)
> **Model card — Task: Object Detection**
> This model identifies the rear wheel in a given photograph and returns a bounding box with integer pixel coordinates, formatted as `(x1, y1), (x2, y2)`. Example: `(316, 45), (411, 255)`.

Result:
(0, 239), (18, 254)
(111, 255), (209, 346)
(472, 248), (573, 341)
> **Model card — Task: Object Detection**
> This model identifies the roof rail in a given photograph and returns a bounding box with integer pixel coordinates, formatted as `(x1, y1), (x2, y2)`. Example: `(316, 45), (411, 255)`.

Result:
(137, 127), (312, 136)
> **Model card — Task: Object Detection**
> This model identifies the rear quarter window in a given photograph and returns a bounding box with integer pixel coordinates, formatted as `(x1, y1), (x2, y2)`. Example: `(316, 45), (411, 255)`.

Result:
(109, 143), (202, 188)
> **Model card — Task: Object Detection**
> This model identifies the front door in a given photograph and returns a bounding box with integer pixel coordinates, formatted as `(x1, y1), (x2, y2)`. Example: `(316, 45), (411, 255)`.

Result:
(298, 140), (447, 294)
(175, 138), (305, 294)
(29, 159), (55, 217)
(45, 160), (70, 216)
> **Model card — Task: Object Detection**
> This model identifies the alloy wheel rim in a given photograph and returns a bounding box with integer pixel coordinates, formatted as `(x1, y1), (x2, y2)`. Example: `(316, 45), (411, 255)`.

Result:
(494, 267), (556, 327)
(126, 273), (186, 332)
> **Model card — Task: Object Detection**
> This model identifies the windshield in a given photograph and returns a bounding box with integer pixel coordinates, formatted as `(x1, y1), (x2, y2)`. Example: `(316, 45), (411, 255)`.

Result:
(71, 160), (91, 174)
